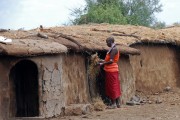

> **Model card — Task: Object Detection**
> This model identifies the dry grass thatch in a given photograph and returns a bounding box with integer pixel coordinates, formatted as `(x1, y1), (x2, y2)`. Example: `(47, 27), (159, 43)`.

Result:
(0, 39), (67, 57)
(92, 97), (106, 111)
(88, 53), (101, 99)
(1, 24), (180, 56)
(88, 53), (101, 80)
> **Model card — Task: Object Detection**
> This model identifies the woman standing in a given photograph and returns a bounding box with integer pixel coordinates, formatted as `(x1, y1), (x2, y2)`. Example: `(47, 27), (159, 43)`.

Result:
(99, 37), (121, 109)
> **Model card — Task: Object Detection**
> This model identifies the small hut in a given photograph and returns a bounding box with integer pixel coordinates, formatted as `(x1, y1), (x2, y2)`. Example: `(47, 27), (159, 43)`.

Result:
(0, 38), (68, 119)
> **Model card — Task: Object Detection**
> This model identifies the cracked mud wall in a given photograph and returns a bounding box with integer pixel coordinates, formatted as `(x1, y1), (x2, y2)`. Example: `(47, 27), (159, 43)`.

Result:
(0, 55), (66, 119)
(61, 54), (90, 105)
(31, 55), (65, 118)
(0, 52), (149, 119)
(118, 55), (136, 104)
(130, 44), (180, 94)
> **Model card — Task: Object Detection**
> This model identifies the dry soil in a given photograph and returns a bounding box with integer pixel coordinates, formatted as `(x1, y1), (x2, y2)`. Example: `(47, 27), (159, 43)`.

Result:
(53, 88), (180, 120)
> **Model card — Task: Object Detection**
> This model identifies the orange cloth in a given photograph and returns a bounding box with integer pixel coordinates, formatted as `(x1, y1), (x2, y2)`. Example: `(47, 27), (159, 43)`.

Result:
(104, 51), (120, 72)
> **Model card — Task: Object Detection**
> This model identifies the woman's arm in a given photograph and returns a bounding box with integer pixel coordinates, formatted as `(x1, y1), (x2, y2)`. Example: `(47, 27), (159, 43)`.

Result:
(99, 48), (118, 66)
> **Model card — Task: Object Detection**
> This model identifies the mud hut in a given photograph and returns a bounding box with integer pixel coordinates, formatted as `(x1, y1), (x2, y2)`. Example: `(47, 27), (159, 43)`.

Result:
(54, 24), (180, 95)
(0, 38), (68, 119)
(129, 26), (180, 94)
(35, 24), (141, 105)
(46, 24), (180, 95)
(74, 24), (180, 94)
(0, 25), (140, 119)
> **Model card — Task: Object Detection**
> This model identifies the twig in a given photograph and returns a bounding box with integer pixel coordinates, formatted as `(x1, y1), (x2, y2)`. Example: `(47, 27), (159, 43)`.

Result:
(112, 33), (141, 39)
(91, 28), (125, 34)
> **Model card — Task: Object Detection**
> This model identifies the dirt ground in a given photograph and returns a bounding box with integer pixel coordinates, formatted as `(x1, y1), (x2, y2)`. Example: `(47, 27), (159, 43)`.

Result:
(52, 87), (180, 120)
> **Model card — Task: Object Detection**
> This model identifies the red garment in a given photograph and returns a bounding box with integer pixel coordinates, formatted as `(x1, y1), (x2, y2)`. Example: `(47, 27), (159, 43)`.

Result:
(105, 71), (121, 100)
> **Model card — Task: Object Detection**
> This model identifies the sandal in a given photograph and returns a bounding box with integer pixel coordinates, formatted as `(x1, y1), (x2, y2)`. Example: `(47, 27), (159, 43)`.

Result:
(107, 105), (117, 109)
(117, 104), (121, 108)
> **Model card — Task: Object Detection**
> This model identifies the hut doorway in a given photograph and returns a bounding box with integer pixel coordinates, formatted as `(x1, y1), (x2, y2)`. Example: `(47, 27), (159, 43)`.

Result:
(96, 51), (111, 105)
(9, 60), (39, 117)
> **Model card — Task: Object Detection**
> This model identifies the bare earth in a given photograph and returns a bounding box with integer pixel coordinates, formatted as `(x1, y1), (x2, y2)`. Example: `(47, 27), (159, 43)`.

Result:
(53, 88), (180, 120)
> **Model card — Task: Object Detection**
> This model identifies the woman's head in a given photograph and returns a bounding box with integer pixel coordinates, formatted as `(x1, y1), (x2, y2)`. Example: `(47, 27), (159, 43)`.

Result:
(106, 37), (114, 47)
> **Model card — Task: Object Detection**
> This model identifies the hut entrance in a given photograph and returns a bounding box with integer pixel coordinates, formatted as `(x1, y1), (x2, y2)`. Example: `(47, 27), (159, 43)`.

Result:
(96, 51), (111, 105)
(9, 60), (39, 117)
(89, 51), (110, 105)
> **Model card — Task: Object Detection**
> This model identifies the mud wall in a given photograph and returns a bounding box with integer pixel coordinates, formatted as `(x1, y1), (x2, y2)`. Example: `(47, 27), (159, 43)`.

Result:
(26, 54), (90, 117)
(32, 55), (65, 118)
(130, 44), (180, 93)
(0, 53), (135, 119)
(61, 54), (90, 105)
(0, 55), (66, 119)
(0, 57), (12, 120)
(118, 55), (136, 104)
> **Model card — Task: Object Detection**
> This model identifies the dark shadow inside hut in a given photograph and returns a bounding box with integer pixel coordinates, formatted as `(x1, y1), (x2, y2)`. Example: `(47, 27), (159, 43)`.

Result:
(96, 51), (112, 105)
(174, 45), (180, 88)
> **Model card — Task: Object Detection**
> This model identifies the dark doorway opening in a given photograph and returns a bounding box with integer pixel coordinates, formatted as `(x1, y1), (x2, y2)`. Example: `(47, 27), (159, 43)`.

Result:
(10, 60), (39, 117)
(96, 51), (112, 105)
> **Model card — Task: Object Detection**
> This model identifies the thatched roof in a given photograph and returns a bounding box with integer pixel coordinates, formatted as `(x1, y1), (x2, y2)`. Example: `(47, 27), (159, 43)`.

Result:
(48, 24), (180, 46)
(1, 24), (180, 57)
(0, 39), (67, 57)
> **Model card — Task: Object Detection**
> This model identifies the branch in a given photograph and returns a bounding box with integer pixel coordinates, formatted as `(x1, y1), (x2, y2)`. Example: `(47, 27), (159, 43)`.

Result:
(112, 33), (141, 39)
(55, 33), (83, 48)
(91, 28), (126, 34)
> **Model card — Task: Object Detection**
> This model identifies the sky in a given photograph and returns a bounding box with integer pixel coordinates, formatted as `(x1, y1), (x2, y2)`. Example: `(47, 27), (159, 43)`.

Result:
(0, 0), (86, 30)
(155, 0), (180, 25)
(0, 0), (180, 30)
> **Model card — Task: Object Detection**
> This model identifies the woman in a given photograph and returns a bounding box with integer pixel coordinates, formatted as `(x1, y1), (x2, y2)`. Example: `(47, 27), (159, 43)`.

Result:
(99, 36), (121, 109)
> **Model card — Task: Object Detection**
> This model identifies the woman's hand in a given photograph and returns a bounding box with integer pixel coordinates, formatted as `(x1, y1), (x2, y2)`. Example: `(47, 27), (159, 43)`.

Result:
(99, 63), (104, 66)
(99, 59), (105, 62)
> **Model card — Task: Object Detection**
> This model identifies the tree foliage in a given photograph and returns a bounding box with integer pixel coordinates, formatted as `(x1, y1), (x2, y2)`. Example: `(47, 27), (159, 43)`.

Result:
(121, 0), (162, 26)
(70, 0), (162, 27)
(72, 0), (126, 25)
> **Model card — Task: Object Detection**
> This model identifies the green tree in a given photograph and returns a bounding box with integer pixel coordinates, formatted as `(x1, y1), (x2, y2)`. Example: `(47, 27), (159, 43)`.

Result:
(121, 0), (162, 27)
(70, 0), (162, 27)
(71, 0), (126, 25)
